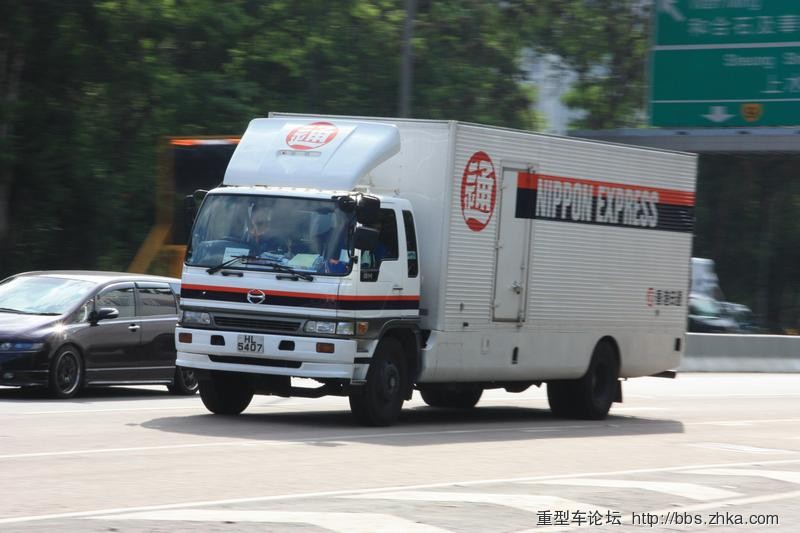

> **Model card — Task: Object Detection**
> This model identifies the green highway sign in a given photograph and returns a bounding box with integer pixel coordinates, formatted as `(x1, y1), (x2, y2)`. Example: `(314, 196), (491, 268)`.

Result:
(650, 0), (800, 127)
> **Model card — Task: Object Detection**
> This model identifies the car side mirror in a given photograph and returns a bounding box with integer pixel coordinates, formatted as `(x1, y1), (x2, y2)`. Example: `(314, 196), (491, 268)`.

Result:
(353, 226), (379, 251)
(91, 307), (119, 323)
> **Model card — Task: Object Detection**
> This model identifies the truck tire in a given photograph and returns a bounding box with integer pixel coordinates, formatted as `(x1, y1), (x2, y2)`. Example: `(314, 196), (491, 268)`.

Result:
(547, 341), (619, 420)
(349, 337), (407, 426)
(198, 372), (253, 415)
(420, 387), (483, 409)
(167, 366), (199, 395)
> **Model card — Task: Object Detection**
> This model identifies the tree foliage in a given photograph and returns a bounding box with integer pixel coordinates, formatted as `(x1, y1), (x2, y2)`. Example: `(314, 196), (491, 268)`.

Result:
(516, 0), (650, 129)
(0, 0), (536, 277)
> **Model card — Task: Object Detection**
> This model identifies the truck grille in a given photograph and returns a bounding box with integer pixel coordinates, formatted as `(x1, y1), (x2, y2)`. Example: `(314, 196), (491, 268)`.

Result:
(212, 314), (302, 334)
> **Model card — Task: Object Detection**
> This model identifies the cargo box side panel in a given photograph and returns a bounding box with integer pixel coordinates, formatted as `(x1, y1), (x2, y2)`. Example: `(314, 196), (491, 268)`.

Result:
(525, 135), (697, 377)
(443, 125), (535, 332)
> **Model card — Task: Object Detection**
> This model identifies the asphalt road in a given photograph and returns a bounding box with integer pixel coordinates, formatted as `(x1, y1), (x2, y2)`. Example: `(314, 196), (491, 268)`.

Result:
(1, 373), (799, 532)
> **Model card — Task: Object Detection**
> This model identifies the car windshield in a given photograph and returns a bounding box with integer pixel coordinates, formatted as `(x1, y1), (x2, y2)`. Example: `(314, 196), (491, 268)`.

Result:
(186, 194), (355, 275)
(0, 276), (97, 315)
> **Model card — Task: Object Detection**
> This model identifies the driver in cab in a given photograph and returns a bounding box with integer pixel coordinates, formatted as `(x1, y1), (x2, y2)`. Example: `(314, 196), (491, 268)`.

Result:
(248, 206), (293, 258)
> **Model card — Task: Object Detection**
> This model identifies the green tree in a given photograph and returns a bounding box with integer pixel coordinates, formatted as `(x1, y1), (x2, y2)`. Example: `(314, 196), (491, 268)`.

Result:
(517, 0), (650, 129)
(0, 0), (538, 278)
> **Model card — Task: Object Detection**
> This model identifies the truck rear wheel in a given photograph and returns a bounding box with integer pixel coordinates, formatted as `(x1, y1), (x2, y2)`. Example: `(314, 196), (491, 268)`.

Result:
(349, 337), (407, 426)
(420, 387), (482, 409)
(199, 371), (253, 415)
(547, 341), (619, 420)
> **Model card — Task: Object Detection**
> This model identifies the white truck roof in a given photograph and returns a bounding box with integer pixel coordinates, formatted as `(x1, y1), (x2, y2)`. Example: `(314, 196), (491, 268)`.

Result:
(223, 118), (400, 190)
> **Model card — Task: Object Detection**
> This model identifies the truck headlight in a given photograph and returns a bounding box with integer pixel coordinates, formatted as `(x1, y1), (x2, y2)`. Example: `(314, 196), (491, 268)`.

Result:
(303, 321), (356, 336)
(335, 322), (354, 335)
(181, 310), (212, 326)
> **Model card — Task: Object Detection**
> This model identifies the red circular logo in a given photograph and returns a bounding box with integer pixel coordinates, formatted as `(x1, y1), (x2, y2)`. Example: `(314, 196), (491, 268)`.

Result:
(285, 121), (338, 150)
(460, 151), (497, 232)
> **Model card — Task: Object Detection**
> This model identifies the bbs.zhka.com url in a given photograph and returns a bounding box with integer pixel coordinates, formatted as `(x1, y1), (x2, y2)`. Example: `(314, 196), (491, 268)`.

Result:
(532, 510), (779, 527)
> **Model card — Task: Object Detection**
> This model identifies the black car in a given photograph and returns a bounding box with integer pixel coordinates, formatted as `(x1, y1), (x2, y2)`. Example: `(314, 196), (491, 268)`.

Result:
(0, 271), (197, 398)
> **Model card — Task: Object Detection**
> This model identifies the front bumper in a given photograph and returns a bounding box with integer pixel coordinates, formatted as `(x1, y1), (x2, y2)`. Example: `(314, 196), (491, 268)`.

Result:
(0, 352), (49, 387)
(176, 326), (362, 380)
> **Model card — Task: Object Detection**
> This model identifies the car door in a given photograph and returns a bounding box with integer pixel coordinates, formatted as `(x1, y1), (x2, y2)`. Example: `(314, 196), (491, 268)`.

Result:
(81, 282), (141, 384)
(134, 281), (178, 381)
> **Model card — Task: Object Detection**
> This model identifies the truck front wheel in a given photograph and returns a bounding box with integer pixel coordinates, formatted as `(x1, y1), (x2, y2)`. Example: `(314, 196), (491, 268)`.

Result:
(349, 338), (407, 426)
(199, 371), (254, 415)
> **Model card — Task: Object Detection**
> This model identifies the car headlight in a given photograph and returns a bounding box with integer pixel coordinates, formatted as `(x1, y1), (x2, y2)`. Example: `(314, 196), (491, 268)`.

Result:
(0, 341), (45, 352)
(180, 310), (212, 326)
(303, 321), (356, 336)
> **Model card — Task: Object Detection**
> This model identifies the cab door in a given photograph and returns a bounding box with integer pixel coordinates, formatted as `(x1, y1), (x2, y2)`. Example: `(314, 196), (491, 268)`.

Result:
(358, 207), (404, 316)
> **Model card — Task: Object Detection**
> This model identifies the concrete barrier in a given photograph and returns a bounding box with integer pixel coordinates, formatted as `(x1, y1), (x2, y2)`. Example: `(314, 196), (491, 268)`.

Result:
(680, 333), (800, 372)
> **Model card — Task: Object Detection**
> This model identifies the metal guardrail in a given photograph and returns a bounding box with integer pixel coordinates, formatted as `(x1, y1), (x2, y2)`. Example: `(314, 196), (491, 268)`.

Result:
(680, 333), (800, 372)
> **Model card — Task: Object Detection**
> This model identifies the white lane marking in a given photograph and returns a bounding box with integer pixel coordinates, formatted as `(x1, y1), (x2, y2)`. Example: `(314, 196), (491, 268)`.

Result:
(0, 425), (594, 461)
(4, 458), (800, 525)
(0, 442), (268, 460)
(347, 491), (607, 515)
(686, 468), (800, 484)
(530, 479), (740, 501)
(88, 510), (449, 532)
(610, 407), (668, 412)
(1, 405), (203, 416)
(651, 489), (800, 514)
(692, 417), (800, 426)
(689, 443), (797, 455)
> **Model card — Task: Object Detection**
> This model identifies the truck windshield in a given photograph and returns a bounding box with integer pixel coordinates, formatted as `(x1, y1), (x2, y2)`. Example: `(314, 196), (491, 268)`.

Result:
(186, 194), (354, 275)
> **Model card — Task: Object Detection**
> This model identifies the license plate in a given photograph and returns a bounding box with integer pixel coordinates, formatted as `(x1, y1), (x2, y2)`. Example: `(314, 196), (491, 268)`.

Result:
(236, 334), (264, 354)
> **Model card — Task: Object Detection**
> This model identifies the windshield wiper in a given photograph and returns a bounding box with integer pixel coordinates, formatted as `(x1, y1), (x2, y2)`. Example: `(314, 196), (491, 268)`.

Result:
(259, 261), (314, 281)
(206, 255), (262, 275)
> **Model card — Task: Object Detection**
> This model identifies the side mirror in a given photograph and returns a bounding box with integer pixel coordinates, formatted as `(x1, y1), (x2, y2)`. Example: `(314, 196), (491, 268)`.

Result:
(91, 307), (119, 323)
(183, 189), (208, 243)
(184, 189), (208, 219)
(193, 189), (208, 203)
(356, 195), (380, 224)
(353, 226), (379, 251)
(335, 195), (356, 213)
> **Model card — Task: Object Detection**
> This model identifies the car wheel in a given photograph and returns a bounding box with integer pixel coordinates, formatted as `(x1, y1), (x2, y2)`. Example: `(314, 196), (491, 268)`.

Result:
(198, 371), (253, 415)
(349, 337), (407, 427)
(49, 346), (83, 399)
(167, 366), (199, 395)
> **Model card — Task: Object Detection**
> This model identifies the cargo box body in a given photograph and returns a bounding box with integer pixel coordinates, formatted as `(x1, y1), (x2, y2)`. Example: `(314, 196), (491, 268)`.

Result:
(272, 113), (697, 383)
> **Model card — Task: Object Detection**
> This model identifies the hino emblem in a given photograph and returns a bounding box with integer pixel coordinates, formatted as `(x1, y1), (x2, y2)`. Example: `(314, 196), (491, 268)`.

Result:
(247, 289), (266, 304)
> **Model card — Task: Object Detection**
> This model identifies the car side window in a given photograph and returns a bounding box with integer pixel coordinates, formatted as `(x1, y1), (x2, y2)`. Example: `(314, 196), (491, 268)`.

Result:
(96, 287), (135, 319)
(137, 284), (177, 316)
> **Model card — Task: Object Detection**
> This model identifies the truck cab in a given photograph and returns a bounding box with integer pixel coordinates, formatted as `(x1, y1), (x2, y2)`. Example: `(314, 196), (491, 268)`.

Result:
(176, 118), (421, 425)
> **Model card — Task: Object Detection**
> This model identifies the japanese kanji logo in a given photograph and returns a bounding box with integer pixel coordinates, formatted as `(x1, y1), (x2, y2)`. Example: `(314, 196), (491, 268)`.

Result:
(285, 121), (339, 150)
(460, 151), (497, 232)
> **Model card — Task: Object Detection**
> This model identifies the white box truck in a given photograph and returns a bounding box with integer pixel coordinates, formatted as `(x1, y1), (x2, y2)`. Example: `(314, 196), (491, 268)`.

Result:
(176, 114), (697, 426)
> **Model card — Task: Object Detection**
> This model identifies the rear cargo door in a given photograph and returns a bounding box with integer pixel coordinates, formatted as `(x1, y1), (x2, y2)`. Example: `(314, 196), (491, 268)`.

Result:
(493, 168), (531, 322)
